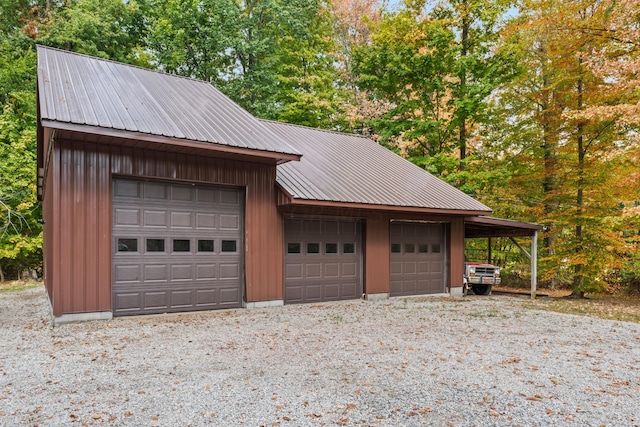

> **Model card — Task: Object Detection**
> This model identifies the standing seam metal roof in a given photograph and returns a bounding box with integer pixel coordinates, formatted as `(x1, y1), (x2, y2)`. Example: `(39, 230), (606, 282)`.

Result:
(265, 120), (493, 213)
(36, 46), (301, 157)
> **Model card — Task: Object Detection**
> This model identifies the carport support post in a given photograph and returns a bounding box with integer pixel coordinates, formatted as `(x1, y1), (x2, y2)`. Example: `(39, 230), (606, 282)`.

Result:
(531, 231), (537, 300)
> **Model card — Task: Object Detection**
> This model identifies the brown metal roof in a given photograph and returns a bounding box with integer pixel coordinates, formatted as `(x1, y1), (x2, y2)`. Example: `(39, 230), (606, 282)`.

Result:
(465, 216), (543, 238)
(36, 46), (301, 159)
(264, 120), (493, 214)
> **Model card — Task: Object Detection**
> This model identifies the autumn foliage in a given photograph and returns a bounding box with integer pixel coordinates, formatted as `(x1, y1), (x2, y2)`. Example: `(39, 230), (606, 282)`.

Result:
(0, 0), (638, 292)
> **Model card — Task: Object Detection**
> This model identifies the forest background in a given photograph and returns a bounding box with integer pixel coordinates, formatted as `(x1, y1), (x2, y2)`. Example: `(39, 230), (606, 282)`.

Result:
(0, 0), (638, 295)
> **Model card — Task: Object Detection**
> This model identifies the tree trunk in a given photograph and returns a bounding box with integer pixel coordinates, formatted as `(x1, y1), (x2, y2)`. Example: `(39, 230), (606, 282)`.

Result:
(458, 0), (469, 171)
(541, 53), (556, 289)
(573, 66), (585, 292)
(0, 264), (4, 282)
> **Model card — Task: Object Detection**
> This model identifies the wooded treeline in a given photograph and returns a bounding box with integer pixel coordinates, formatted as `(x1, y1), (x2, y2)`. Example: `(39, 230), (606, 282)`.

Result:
(1, 0), (638, 293)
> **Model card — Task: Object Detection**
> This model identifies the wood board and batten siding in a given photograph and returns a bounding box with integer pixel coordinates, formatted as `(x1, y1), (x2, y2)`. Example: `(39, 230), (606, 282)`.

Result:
(42, 138), (284, 317)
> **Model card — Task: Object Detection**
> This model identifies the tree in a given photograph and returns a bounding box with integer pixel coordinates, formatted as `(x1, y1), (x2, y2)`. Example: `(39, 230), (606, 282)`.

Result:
(482, 0), (640, 294)
(145, 0), (343, 125)
(36, 0), (150, 66)
(353, 0), (516, 182)
(0, 34), (41, 280)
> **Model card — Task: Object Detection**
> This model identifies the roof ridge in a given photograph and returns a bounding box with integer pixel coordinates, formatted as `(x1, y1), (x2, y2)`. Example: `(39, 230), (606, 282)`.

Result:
(258, 118), (374, 140)
(36, 45), (212, 86)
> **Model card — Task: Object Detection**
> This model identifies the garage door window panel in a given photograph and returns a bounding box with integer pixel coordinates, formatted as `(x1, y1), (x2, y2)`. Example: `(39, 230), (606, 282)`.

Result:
(197, 240), (214, 252)
(343, 243), (355, 254)
(118, 238), (138, 252)
(221, 240), (238, 253)
(146, 239), (165, 252)
(307, 243), (320, 254)
(287, 243), (301, 254)
(325, 243), (338, 254)
(173, 239), (191, 252)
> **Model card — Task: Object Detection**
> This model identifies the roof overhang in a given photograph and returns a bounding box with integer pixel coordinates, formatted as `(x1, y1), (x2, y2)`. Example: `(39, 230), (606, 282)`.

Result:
(278, 193), (492, 216)
(465, 216), (543, 238)
(41, 120), (302, 165)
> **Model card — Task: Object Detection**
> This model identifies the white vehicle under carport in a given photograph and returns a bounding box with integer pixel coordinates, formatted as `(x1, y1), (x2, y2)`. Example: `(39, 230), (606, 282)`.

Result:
(463, 262), (501, 295)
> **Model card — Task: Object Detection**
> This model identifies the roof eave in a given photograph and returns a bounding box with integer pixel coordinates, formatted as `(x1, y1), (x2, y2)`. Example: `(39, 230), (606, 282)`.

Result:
(41, 120), (302, 164)
(283, 198), (492, 216)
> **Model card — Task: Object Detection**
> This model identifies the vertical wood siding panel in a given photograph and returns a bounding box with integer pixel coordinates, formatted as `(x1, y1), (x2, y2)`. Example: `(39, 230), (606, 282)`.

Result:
(59, 145), (74, 313)
(364, 214), (390, 294)
(97, 143), (111, 311)
(72, 143), (86, 312)
(84, 143), (98, 311)
(449, 218), (464, 289)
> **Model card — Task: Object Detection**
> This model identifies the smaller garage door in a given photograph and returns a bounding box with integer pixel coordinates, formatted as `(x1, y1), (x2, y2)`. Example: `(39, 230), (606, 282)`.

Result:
(285, 218), (362, 304)
(390, 222), (446, 296)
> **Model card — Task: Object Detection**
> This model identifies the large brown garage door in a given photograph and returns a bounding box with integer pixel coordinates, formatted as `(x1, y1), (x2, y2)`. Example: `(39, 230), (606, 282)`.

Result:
(112, 178), (243, 316)
(390, 222), (446, 296)
(285, 218), (362, 304)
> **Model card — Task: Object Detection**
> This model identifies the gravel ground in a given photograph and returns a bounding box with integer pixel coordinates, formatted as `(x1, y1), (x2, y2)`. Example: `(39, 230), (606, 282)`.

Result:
(1, 286), (640, 427)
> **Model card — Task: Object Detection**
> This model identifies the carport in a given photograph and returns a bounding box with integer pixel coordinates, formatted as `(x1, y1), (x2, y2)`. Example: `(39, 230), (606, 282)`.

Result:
(464, 216), (543, 298)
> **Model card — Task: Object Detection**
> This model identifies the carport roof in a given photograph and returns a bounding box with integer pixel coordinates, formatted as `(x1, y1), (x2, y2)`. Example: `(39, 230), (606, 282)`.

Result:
(36, 46), (301, 162)
(264, 120), (493, 215)
(465, 216), (543, 238)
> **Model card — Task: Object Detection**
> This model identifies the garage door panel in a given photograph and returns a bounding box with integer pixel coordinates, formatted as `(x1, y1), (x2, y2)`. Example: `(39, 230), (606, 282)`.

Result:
(144, 182), (167, 200)
(171, 185), (194, 201)
(305, 264), (322, 278)
(286, 264), (303, 279)
(170, 290), (193, 307)
(170, 211), (192, 228)
(196, 264), (217, 280)
(114, 292), (141, 311)
(305, 285), (322, 301)
(305, 219), (322, 234)
(219, 287), (241, 304)
(417, 261), (429, 274)
(324, 284), (340, 299)
(431, 261), (443, 274)
(219, 263), (240, 279)
(220, 189), (240, 205)
(171, 264), (193, 281)
(144, 264), (167, 281)
(324, 263), (340, 278)
(390, 261), (402, 274)
(285, 219), (303, 234)
(144, 291), (169, 309)
(195, 289), (217, 306)
(114, 180), (140, 198)
(220, 214), (240, 230)
(341, 283), (357, 298)
(113, 179), (243, 316)
(341, 262), (357, 277)
(115, 265), (140, 283)
(404, 261), (416, 275)
(143, 210), (167, 227)
(324, 220), (339, 234)
(285, 285), (302, 303)
(390, 222), (445, 297)
(285, 218), (362, 304)
(115, 209), (140, 226)
(196, 213), (216, 229)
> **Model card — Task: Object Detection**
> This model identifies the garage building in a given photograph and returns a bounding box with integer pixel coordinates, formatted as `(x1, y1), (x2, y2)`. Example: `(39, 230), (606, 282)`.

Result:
(37, 46), (524, 324)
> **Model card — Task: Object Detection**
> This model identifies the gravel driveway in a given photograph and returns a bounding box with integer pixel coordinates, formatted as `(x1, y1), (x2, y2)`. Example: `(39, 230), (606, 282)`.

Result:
(1, 286), (639, 426)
